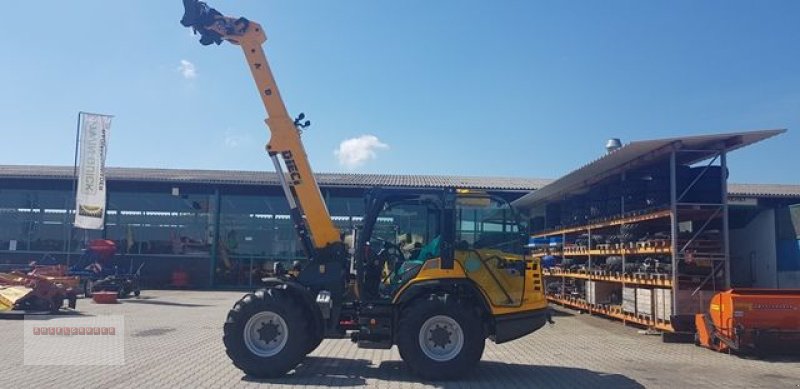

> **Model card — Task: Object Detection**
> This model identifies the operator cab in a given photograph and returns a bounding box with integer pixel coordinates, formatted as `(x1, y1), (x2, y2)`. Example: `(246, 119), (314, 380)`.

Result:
(357, 191), (441, 300)
(356, 188), (528, 303)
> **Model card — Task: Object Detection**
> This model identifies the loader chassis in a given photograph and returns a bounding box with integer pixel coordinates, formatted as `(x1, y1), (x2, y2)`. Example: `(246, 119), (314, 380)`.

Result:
(181, 0), (549, 380)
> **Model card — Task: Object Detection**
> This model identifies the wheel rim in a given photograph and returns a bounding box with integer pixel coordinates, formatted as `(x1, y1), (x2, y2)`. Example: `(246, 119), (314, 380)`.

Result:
(418, 315), (464, 362)
(243, 311), (289, 357)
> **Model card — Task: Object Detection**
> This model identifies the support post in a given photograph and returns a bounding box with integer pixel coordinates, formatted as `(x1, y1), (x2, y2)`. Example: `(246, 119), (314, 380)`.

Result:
(620, 172), (626, 275)
(587, 227), (592, 271)
(669, 151), (678, 316)
(721, 150), (730, 289)
(210, 188), (221, 288)
(66, 112), (82, 267)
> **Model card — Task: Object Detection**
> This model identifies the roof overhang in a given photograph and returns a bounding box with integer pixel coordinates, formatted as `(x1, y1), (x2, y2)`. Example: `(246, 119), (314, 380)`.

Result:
(512, 129), (786, 210)
(0, 165), (549, 192)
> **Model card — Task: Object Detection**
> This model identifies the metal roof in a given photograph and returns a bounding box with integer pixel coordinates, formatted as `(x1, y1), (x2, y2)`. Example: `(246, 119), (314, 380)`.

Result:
(0, 160), (797, 199)
(511, 129), (787, 209)
(0, 165), (550, 191)
(727, 183), (800, 199)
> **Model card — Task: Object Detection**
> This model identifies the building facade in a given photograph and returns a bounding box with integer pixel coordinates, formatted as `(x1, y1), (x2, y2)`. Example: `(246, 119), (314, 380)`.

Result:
(0, 165), (797, 288)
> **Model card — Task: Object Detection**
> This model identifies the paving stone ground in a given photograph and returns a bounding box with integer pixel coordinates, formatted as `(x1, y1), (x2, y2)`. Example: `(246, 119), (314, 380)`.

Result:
(1, 290), (798, 388)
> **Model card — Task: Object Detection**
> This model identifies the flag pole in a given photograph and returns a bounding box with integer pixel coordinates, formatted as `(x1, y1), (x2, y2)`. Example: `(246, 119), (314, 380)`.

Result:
(67, 112), (83, 267)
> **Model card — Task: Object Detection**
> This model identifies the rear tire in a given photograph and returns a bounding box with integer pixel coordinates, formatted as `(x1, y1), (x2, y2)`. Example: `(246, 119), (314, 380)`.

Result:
(397, 294), (485, 380)
(223, 288), (308, 378)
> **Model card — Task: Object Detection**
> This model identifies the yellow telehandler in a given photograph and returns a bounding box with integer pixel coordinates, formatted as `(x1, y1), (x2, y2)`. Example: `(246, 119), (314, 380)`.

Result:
(180, 0), (550, 379)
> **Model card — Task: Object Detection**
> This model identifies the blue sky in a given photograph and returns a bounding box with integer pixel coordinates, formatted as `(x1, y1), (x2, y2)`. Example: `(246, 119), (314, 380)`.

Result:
(1, 1), (798, 184)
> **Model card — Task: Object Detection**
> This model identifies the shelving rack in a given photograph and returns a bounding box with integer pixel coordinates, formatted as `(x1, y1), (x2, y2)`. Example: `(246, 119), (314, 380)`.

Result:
(533, 205), (725, 331)
(513, 130), (785, 334)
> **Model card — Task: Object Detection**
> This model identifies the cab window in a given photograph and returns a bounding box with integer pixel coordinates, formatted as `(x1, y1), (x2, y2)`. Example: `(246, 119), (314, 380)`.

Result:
(374, 201), (441, 259)
(456, 196), (523, 254)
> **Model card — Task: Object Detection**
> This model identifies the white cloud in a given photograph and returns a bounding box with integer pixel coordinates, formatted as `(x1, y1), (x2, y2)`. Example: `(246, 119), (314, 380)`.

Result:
(178, 59), (197, 79)
(335, 135), (389, 169)
(223, 130), (247, 149)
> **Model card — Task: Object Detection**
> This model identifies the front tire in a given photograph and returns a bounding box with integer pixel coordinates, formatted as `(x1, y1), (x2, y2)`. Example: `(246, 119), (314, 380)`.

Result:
(397, 294), (485, 380)
(223, 288), (308, 378)
(306, 332), (324, 355)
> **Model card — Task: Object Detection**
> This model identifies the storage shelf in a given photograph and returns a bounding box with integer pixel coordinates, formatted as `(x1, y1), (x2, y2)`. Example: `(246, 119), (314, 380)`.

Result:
(529, 156), (731, 337)
(532, 206), (724, 239)
(560, 246), (672, 257)
(532, 209), (672, 238)
(544, 269), (673, 287)
(548, 295), (673, 332)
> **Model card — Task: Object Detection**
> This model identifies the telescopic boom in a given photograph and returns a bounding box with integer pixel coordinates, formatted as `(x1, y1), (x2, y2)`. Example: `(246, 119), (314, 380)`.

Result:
(180, 0), (341, 258)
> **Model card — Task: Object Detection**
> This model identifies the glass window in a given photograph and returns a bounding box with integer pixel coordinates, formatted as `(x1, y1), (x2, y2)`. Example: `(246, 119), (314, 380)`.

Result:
(327, 196), (365, 236)
(0, 189), (80, 252)
(778, 203), (800, 239)
(105, 192), (214, 256)
(216, 194), (292, 286)
(218, 194), (291, 258)
(326, 195), (365, 219)
(216, 193), (364, 287)
(456, 196), (523, 254)
(375, 201), (441, 255)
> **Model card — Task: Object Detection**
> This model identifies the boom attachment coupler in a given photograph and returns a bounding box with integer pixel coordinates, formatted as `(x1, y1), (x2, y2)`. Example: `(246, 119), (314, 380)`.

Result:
(181, 0), (249, 45)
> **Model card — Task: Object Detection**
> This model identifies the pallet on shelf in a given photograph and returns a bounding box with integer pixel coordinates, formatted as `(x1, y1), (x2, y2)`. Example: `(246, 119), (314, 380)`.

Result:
(547, 295), (673, 332)
(636, 288), (653, 319)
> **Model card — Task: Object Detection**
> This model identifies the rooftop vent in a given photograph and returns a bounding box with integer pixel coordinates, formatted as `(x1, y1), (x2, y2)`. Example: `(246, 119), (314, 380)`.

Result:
(605, 138), (622, 154)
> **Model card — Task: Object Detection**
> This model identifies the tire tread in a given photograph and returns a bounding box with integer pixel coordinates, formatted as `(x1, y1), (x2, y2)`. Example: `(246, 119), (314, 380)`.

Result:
(397, 293), (485, 380)
(223, 288), (309, 378)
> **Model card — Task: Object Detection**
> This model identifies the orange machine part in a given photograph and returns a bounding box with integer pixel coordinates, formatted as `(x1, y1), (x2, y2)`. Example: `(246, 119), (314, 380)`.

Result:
(92, 291), (119, 304)
(695, 313), (716, 350)
(697, 288), (800, 353)
(171, 268), (190, 288)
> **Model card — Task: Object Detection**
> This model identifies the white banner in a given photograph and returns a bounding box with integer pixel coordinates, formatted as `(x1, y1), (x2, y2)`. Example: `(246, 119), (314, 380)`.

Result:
(75, 113), (112, 230)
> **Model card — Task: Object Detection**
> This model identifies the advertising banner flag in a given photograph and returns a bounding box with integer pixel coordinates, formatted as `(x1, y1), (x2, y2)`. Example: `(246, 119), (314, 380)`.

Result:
(74, 113), (112, 230)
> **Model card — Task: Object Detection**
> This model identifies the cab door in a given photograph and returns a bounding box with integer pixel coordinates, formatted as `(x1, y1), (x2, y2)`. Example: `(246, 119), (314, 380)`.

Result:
(453, 195), (527, 307)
